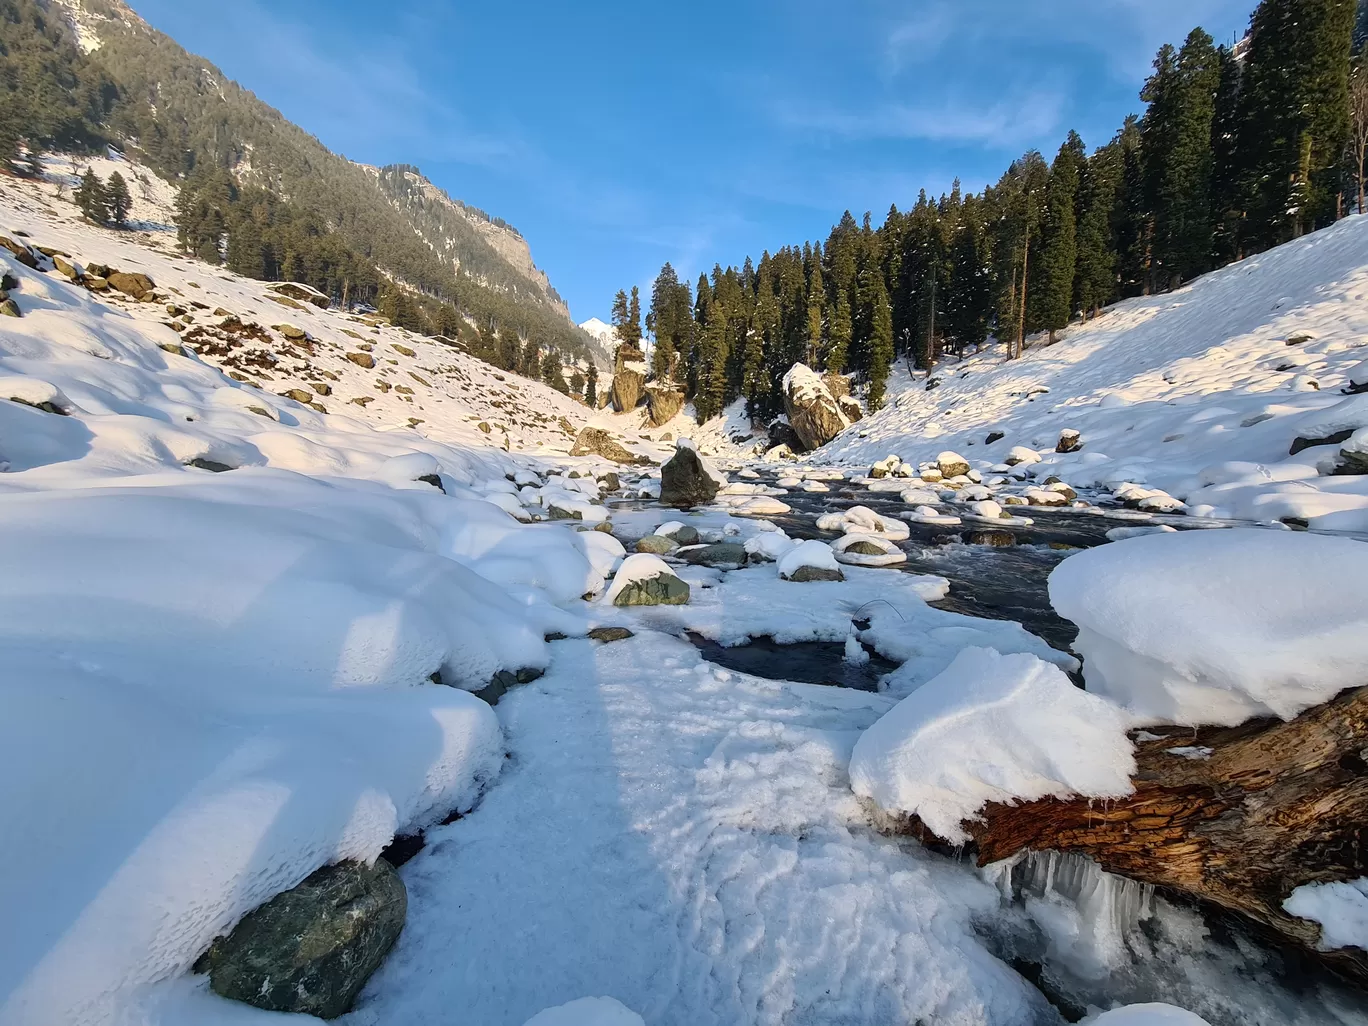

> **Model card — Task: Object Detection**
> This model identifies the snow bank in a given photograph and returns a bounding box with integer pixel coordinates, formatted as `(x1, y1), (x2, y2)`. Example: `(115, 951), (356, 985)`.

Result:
(1049, 529), (1368, 726)
(0, 477), (528, 1026)
(849, 648), (1134, 843)
(1282, 878), (1368, 951)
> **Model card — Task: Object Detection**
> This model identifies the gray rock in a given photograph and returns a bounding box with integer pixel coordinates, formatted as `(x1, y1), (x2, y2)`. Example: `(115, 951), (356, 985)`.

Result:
(1291, 430), (1354, 455)
(613, 572), (690, 607)
(985, 431), (1005, 445)
(635, 535), (677, 555)
(0, 299), (20, 318)
(660, 524), (700, 546)
(597, 472), (621, 492)
(587, 627), (635, 643)
(842, 540), (887, 556)
(661, 447), (720, 506)
(202, 860), (406, 1019)
(1056, 429), (1082, 454)
(680, 543), (748, 568)
(611, 345), (648, 412)
(784, 565), (845, 583)
(548, 504), (583, 520)
(937, 455), (971, 478)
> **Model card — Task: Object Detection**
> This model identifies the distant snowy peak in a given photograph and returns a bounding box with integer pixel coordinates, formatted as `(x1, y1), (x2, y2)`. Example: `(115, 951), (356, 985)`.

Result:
(579, 318), (618, 345)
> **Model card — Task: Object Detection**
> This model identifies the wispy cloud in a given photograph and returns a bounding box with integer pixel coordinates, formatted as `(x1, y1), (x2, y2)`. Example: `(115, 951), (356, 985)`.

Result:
(771, 90), (1065, 148)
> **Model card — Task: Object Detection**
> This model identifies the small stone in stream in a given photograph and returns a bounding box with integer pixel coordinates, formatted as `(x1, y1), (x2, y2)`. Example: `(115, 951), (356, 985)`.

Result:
(598, 472), (621, 492)
(613, 572), (690, 607)
(186, 458), (233, 473)
(593, 522), (614, 533)
(587, 627), (635, 643)
(635, 535), (677, 555)
(680, 543), (748, 568)
(936, 452), (971, 478)
(202, 860), (406, 1019)
(785, 565), (845, 583)
(660, 445), (721, 506)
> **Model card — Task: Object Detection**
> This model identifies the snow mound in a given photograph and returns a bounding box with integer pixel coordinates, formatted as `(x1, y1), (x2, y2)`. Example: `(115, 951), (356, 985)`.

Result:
(849, 648), (1134, 843)
(778, 539), (839, 580)
(1082, 1005), (1212, 1025)
(522, 997), (645, 1026)
(1049, 529), (1368, 726)
(1282, 878), (1368, 951)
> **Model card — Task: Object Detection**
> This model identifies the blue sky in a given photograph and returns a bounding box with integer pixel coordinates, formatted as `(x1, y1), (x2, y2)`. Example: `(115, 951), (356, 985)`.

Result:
(130, 0), (1253, 323)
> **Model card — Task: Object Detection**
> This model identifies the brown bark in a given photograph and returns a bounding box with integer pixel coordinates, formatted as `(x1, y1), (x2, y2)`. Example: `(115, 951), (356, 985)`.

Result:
(878, 686), (1368, 985)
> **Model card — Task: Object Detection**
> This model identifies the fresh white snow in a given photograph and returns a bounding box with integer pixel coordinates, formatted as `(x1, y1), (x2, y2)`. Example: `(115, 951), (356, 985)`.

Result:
(848, 648), (1135, 843)
(1049, 529), (1368, 726)
(1283, 878), (1368, 952)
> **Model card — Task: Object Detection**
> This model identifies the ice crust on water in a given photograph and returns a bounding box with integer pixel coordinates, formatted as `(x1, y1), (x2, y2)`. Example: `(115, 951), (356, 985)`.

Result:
(1049, 528), (1368, 726)
(849, 648), (1135, 843)
(1082, 1005), (1213, 1025)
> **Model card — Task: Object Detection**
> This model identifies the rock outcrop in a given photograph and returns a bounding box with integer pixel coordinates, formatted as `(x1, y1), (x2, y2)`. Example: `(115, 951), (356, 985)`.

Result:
(646, 386), (684, 427)
(612, 571), (690, 607)
(611, 344), (648, 413)
(782, 364), (850, 452)
(201, 860), (407, 1019)
(106, 271), (156, 300)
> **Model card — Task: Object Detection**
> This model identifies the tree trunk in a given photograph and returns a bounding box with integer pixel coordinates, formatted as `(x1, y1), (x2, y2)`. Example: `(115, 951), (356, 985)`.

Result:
(876, 686), (1368, 986)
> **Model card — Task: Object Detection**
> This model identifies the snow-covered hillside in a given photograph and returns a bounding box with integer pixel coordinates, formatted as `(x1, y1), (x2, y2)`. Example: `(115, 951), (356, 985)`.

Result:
(819, 217), (1368, 531)
(1, 162), (592, 454)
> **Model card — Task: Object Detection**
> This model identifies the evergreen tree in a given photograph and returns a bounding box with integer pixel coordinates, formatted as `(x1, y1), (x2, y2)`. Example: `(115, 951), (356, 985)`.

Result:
(866, 274), (894, 411)
(943, 198), (993, 353)
(694, 301), (730, 423)
(542, 348), (567, 392)
(1210, 45), (1245, 264)
(75, 168), (109, 224)
(610, 290), (631, 346)
(586, 361), (599, 406)
(1112, 117), (1150, 296)
(1074, 140), (1122, 318)
(805, 251), (824, 366)
(1237, 0), (1355, 248)
(570, 368), (585, 398)
(827, 287), (852, 374)
(626, 285), (643, 347)
(106, 170), (131, 227)
(1036, 133), (1084, 339)
(744, 265), (777, 419)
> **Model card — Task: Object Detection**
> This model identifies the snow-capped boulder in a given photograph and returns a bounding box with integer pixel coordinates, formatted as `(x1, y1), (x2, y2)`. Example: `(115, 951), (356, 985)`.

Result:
(1005, 446), (1041, 466)
(936, 451), (970, 478)
(833, 533), (907, 567)
(778, 539), (844, 582)
(680, 542), (748, 569)
(606, 554), (690, 607)
(782, 363), (850, 451)
(1056, 429), (1082, 454)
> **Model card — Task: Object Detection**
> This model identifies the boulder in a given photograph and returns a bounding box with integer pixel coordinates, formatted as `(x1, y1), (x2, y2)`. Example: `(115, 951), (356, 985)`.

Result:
(659, 524), (700, 546)
(52, 255), (81, 281)
(767, 420), (804, 453)
(0, 299), (20, 318)
(275, 323), (309, 342)
(611, 344), (648, 412)
(680, 543), (748, 568)
(646, 386), (685, 427)
(660, 445), (721, 506)
(985, 431), (1005, 445)
(612, 571), (690, 607)
(570, 427), (638, 464)
(936, 451), (971, 478)
(548, 503), (583, 520)
(1290, 429), (1354, 456)
(634, 535), (677, 555)
(784, 565), (845, 583)
(587, 627), (635, 643)
(310, 382), (331, 396)
(106, 271), (156, 299)
(1056, 429), (1083, 454)
(201, 860), (406, 1019)
(597, 472), (621, 492)
(0, 235), (38, 268)
(282, 388), (316, 404)
(268, 281), (331, 309)
(346, 352), (377, 369)
(782, 363), (850, 452)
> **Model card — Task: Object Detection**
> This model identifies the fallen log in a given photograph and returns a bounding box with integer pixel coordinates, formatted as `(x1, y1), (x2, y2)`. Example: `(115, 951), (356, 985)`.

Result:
(875, 685), (1368, 985)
